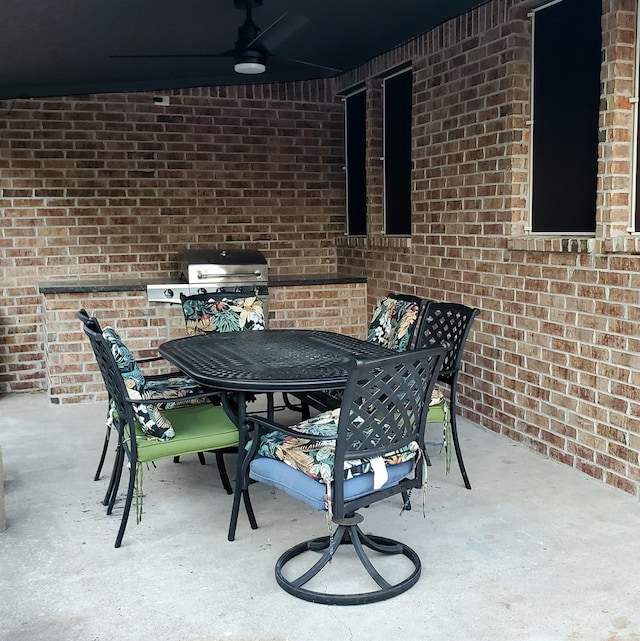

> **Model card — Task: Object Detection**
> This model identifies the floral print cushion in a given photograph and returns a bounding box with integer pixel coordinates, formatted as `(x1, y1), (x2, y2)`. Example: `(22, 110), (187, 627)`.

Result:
(102, 327), (175, 441)
(181, 294), (266, 335)
(144, 373), (209, 410)
(255, 408), (418, 487)
(366, 297), (421, 352)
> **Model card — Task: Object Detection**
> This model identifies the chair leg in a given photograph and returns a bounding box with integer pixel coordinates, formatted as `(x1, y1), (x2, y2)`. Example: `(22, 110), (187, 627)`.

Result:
(104, 445), (124, 510)
(228, 436), (258, 540)
(449, 395), (471, 490)
(94, 426), (111, 481)
(242, 489), (258, 530)
(275, 518), (421, 605)
(173, 453), (207, 465)
(282, 392), (304, 414)
(267, 393), (274, 421)
(114, 462), (136, 548)
(215, 451), (233, 495)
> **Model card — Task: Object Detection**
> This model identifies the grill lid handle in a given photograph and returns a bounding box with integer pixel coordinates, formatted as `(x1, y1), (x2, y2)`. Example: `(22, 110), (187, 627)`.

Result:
(196, 270), (263, 280)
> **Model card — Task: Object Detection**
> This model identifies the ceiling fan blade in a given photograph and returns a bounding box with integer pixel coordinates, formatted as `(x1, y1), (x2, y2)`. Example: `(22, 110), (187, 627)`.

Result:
(270, 55), (342, 74)
(248, 12), (309, 53)
(110, 50), (235, 59)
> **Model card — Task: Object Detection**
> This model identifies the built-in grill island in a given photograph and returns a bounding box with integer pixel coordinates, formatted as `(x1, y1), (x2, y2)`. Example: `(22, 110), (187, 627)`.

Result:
(146, 248), (268, 305)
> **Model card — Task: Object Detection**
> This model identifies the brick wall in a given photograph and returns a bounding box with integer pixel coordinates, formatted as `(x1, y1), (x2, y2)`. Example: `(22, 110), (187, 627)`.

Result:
(3, 0), (640, 497)
(0, 80), (345, 394)
(334, 0), (640, 497)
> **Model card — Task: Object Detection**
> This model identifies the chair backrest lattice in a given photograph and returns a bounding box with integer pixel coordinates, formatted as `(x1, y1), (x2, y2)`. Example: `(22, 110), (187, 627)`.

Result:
(332, 346), (446, 516)
(414, 302), (480, 385)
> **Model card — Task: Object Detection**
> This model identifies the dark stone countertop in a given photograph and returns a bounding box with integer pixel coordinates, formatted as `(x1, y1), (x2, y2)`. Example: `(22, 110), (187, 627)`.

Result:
(38, 273), (366, 294)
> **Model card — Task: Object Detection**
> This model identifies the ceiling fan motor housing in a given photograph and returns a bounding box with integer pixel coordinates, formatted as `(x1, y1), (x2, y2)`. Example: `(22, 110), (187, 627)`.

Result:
(234, 0), (262, 9)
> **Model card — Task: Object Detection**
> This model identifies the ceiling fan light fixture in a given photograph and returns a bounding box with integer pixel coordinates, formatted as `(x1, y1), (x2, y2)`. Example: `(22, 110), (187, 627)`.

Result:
(234, 60), (266, 74)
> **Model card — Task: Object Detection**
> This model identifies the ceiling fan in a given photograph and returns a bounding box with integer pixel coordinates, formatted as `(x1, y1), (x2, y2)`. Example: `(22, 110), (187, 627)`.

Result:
(111, 0), (341, 77)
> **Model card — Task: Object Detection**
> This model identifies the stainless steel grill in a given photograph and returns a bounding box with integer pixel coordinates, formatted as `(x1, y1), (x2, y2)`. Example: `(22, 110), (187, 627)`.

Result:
(147, 248), (268, 304)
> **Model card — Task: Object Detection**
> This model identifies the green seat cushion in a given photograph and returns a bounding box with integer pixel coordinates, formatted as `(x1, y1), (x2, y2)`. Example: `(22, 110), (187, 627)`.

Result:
(426, 401), (446, 423)
(131, 404), (239, 463)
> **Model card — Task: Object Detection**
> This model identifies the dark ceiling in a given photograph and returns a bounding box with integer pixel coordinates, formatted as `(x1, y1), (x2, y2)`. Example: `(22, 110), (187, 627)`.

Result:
(0, 0), (486, 101)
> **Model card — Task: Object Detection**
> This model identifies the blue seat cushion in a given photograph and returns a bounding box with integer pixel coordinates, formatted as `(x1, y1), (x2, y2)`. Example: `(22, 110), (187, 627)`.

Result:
(249, 457), (415, 511)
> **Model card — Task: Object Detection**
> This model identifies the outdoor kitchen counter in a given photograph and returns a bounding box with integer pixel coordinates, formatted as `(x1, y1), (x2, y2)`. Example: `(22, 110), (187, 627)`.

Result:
(40, 273), (368, 404)
(37, 273), (366, 294)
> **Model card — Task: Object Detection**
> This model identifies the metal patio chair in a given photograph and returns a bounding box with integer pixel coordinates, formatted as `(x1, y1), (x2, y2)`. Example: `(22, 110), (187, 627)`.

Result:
(240, 346), (446, 604)
(79, 309), (210, 484)
(79, 310), (240, 547)
(284, 292), (429, 417)
(415, 301), (480, 489)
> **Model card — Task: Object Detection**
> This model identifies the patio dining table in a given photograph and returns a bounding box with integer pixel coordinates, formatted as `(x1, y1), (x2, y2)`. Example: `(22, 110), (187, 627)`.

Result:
(158, 329), (393, 540)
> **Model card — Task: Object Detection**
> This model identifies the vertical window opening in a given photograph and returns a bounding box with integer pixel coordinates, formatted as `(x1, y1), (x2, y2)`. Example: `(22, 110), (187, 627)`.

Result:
(530, 0), (601, 233)
(383, 68), (412, 236)
(345, 88), (367, 236)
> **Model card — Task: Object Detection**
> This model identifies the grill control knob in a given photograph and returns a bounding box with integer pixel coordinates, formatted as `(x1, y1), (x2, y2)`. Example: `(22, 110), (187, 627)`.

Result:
(197, 288), (207, 294)
(164, 288), (174, 299)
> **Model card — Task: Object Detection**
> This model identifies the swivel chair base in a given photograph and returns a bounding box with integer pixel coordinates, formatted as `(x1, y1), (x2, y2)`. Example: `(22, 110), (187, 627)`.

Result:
(275, 516), (421, 605)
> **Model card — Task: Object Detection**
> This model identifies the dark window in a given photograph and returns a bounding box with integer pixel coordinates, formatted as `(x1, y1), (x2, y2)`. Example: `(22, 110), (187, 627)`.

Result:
(531, 0), (601, 233)
(345, 90), (367, 236)
(383, 68), (412, 236)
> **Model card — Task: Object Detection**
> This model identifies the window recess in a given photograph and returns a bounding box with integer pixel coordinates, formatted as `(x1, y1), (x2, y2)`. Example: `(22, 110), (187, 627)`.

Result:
(382, 67), (412, 236)
(343, 87), (367, 237)
(528, 0), (600, 234)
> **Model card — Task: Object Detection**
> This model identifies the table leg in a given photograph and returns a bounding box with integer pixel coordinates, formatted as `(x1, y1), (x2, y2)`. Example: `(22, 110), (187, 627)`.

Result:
(228, 391), (247, 542)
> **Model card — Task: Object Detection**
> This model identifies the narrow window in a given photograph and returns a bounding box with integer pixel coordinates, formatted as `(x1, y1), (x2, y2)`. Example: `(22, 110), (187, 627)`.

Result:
(383, 68), (412, 236)
(530, 0), (601, 233)
(344, 88), (367, 236)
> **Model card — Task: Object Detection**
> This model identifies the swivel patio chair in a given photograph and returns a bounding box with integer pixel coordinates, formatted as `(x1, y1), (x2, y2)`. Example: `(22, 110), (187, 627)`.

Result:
(241, 345), (447, 604)
(415, 301), (480, 490)
(80, 311), (240, 547)
(285, 292), (429, 417)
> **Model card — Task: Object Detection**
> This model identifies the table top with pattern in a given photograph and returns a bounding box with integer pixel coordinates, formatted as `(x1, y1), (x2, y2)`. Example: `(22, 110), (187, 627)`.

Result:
(158, 329), (393, 393)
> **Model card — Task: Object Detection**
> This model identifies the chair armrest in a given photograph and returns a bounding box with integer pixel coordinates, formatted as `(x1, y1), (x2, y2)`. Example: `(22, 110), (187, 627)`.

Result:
(135, 355), (164, 364)
(295, 390), (341, 413)
(136, 355), (185, 380)
(242, 414), (338, 480)
(248, 414), (334, 442)
(144, 371), (187, 382)
(125, 389), (222, 406)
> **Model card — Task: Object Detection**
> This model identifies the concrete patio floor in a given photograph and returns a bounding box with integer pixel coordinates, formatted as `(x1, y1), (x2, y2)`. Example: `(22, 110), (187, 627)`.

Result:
(1, 391), (639, 641)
